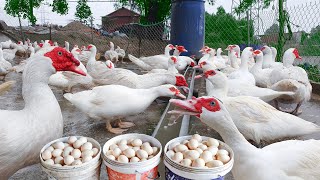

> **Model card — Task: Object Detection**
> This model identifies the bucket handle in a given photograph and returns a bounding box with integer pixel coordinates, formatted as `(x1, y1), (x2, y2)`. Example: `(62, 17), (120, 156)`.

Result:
(135, 170), (161, 180)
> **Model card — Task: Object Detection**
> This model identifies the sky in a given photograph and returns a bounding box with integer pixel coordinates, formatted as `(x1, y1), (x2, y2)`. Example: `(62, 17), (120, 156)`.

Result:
(0, 0), (319, 34)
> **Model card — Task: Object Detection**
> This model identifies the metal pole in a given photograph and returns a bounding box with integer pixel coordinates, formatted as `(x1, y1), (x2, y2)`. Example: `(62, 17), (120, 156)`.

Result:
(247, 10), (250, 45)
(277, 0), (284, 61)
(90, 17), (94, 44)
(49, 24), (52, 41)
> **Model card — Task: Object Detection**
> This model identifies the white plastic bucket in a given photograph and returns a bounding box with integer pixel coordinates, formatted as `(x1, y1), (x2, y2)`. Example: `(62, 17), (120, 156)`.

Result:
(164, 136), (234, 180)
(40, 136), (102, 180)
(102, 133), (162, 180)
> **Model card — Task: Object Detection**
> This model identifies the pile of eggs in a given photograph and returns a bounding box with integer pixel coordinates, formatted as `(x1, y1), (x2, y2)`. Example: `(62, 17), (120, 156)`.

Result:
(105, 138), (159, 163)
(41, 136), (99, 166)
(166, 134), (230, 168)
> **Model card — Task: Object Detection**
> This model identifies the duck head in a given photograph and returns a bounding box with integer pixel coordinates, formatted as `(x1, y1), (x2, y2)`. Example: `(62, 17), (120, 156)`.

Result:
(159, 85), (186, 99)
(283, 48), (302, 67)
(260, 45), (272, 55)
(175, 75), (188, 87)
(199, 46), (209, 53)
(44, 47), (86, 76)
(106, 60), (114, 69)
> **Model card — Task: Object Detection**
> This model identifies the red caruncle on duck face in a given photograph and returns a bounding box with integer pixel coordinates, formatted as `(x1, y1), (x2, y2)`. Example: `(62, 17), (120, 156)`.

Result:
(204, 70), (216, 78)
(175, 75), (188, 87)
(44, 47), (86, 76)
(170, 57), (177, 64)
(194, 97), (221, 117)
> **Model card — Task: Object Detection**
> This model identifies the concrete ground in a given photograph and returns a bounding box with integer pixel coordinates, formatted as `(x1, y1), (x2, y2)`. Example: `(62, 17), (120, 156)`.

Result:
(1, 55), (319, 180)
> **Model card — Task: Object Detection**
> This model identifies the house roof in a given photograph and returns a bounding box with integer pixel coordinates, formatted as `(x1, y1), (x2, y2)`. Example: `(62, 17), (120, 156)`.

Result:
(103, 7), (140, 18)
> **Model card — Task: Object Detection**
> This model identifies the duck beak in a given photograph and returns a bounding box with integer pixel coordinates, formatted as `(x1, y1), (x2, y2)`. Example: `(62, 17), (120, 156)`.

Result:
(175, 92), (186, 99)
(193, 65), (201, 69)
(195, 74), (203, 79)
(168, 99), (200, 116)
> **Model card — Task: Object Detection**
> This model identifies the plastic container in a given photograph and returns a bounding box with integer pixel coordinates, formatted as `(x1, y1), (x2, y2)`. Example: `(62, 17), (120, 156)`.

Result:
(102, 133), (162, 180)
(164, 136), (234, 180)
(40, 136), (102, 180)
(170, 0), (205, 58)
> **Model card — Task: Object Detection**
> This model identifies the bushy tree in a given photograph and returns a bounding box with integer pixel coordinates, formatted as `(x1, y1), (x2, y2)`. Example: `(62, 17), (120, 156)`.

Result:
(265, 23), (279, 34)
(51, 0), (69, 15)
(75, 0), (92, 23)
(235, 0), (273, 14)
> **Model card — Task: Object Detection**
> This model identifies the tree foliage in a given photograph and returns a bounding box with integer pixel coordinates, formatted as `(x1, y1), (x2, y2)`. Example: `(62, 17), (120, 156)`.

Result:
(51, 0), (69, 15)
(265, 23), (279, 34)
(205, 6), (254, 48)
(235, 0), (273, 14)
(116, 0), (216, 24)
(75, 0), (92, 23)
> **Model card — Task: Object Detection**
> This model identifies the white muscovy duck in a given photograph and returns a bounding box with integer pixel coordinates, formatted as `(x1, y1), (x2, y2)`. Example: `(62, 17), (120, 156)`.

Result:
(86, 44), (115, 74)
(115, 46), (126, 63)
(169, 96), (320, 180)
(105, 60), (115, 69)
(104, 41), (118, 63)
(250, 50), (273, 88)
(33, 41), (42, 52)
(49, 46), (94, 92)
(220, 50), (239, 76)
(64, 41), (70, 52)
(261, 45), (282, 68)
(228, 47), (256, 85)
(128, 44), (175, 70)
(0, 46), (13, 79)
(271, 46), (277, 62)
(270, 48), (312, 115)
(148, 56), (179, 74)
(0, 47), (86, 179)
(0, 39), (12, 49)
(64, 84), (186, 134)
(172, 45), (196, 71)
(193, 69), (318, 144)
(226, 44), (241, 65)
(3, 43), (18, 62)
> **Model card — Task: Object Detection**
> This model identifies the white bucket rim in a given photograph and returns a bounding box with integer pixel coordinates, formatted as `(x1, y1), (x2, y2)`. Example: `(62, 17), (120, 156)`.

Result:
(39, 136), (101, 170)
(164, 135), (234, 172)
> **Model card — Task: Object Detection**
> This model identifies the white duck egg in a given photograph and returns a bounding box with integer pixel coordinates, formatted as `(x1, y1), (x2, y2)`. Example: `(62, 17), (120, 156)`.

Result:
(136, 149), (148, 159)
(118, 139), (127, 145)
(109, 144), (118, 151)
(192, 134), (202, 142)
(187, 139), (199, 150)
(106, 150), (113, 156)
(182, 140), (189, 145)
(73, 140), (84, 149)
(107, 155), (116, 161)
(82, 150), (94, 157)
(192, 158), (205, 167)
(52, 149), (63, 157)
(92, 148), (99, 157)
(174, 144), (188, 153)
(141, 145), (153, 155)
(148, 155), (154, 160)
(172, 152), (183, 163)
(123, 148), (135, 158)
(54, 164), (62, 167)
(166, 150), (175, 159)
(45, 146), (54, 152)
(71, 149), (81, 159)
(198, 144), (208, 151)
(127, 138), (134, 144)
(195, 148), (203, 154)
(54, 156), (64, 165)
(200, 151), (213, 163)
(141, 142), (151, 148)
(207, 138), (219, 147)
(72, 159), (82, 166)
(169, 142), (180, 150)
(140, 158), (147, 162)
(217, 149), (229, 156)
(52, 141), (65, 150)
(112, 148), (122, 158)
(131, 139), (143, 147)
(79, 137), (88, 144)
(117, 155), (129, 163)
(180, 158), (192, 167)
(217, 154), (230, 164)
(184, 150), (200, 161)
(62, 148), (73, 158)
(81, 142), (93, 151)
(152, 147), (159, 156)
(118, 144), (129, 151)
(64, 155), (75, 165)
(42, 150), (52, 160)
(44, 159), (54, 165)
(82, 155), (93, 163)
(68, 136), (77, 144)
(64, 147), (74, 153)
(64, 143), (71, 148)
(130, 157), (140, 162)
(133, 146), (140, 152)
(201, 141), (208, 146)
(207, 146), (218, 156)
(206, 160), (224, 168)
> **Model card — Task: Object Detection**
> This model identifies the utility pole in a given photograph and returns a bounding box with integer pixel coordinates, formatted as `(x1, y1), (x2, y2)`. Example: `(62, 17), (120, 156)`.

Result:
(277, 0), (285, 62)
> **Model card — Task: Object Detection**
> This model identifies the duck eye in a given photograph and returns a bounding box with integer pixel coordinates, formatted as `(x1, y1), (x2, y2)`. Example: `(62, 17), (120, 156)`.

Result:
(58, 51), (63, 56)
(210, 101), (216, 106)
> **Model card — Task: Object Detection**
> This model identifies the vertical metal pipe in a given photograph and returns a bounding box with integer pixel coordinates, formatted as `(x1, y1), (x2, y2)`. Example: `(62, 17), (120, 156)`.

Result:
(277, 0), (284, 61)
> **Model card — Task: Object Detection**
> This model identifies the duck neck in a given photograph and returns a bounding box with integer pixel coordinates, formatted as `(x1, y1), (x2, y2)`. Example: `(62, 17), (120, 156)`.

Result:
(230, 56), (238, 68)
(203, 112), (256, 153)
(173, 49), (181, 56)
(283, 53), (295, 67)
(207, 75), (228, 99)
(217, 50), (222, 58)
(252, 56), (263, 70)
(164, 47), (171, 56)
(110, 43), (114, 51)
(239, 55), (249, 71)
(139, 73), (175, 88)
(88, 49), (97, 64)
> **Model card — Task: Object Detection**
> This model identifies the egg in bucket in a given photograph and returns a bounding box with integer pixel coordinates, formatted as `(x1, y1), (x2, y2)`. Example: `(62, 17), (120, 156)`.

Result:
(39, 136), (102, 180)
(102, 133), (162, 180)
(164, 134), (234, 180)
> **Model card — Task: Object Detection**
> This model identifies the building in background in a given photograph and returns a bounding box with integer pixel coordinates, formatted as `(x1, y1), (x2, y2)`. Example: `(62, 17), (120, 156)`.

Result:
(101, 7), (140, 32)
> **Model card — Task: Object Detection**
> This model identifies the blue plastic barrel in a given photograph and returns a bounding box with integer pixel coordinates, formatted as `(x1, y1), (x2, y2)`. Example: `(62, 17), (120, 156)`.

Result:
(170, 0), (205, 58)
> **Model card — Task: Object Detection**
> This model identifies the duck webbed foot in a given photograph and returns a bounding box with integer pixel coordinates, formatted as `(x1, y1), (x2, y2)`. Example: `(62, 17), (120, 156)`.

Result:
(106, 121), (128, 134)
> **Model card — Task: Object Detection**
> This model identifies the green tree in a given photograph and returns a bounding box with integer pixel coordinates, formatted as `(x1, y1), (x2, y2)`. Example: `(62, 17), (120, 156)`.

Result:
(75, 0), (92, 23)
(51, 0), (69, 15)
(235, 0), (273, 14)
(265, 23), (279, 34)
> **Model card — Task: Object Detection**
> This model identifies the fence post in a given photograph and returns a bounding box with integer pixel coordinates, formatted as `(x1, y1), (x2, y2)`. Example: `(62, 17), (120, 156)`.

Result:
(49, 24), (52, 41)
(277, 0), (285, 62)
(90, 17), (94, 44)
